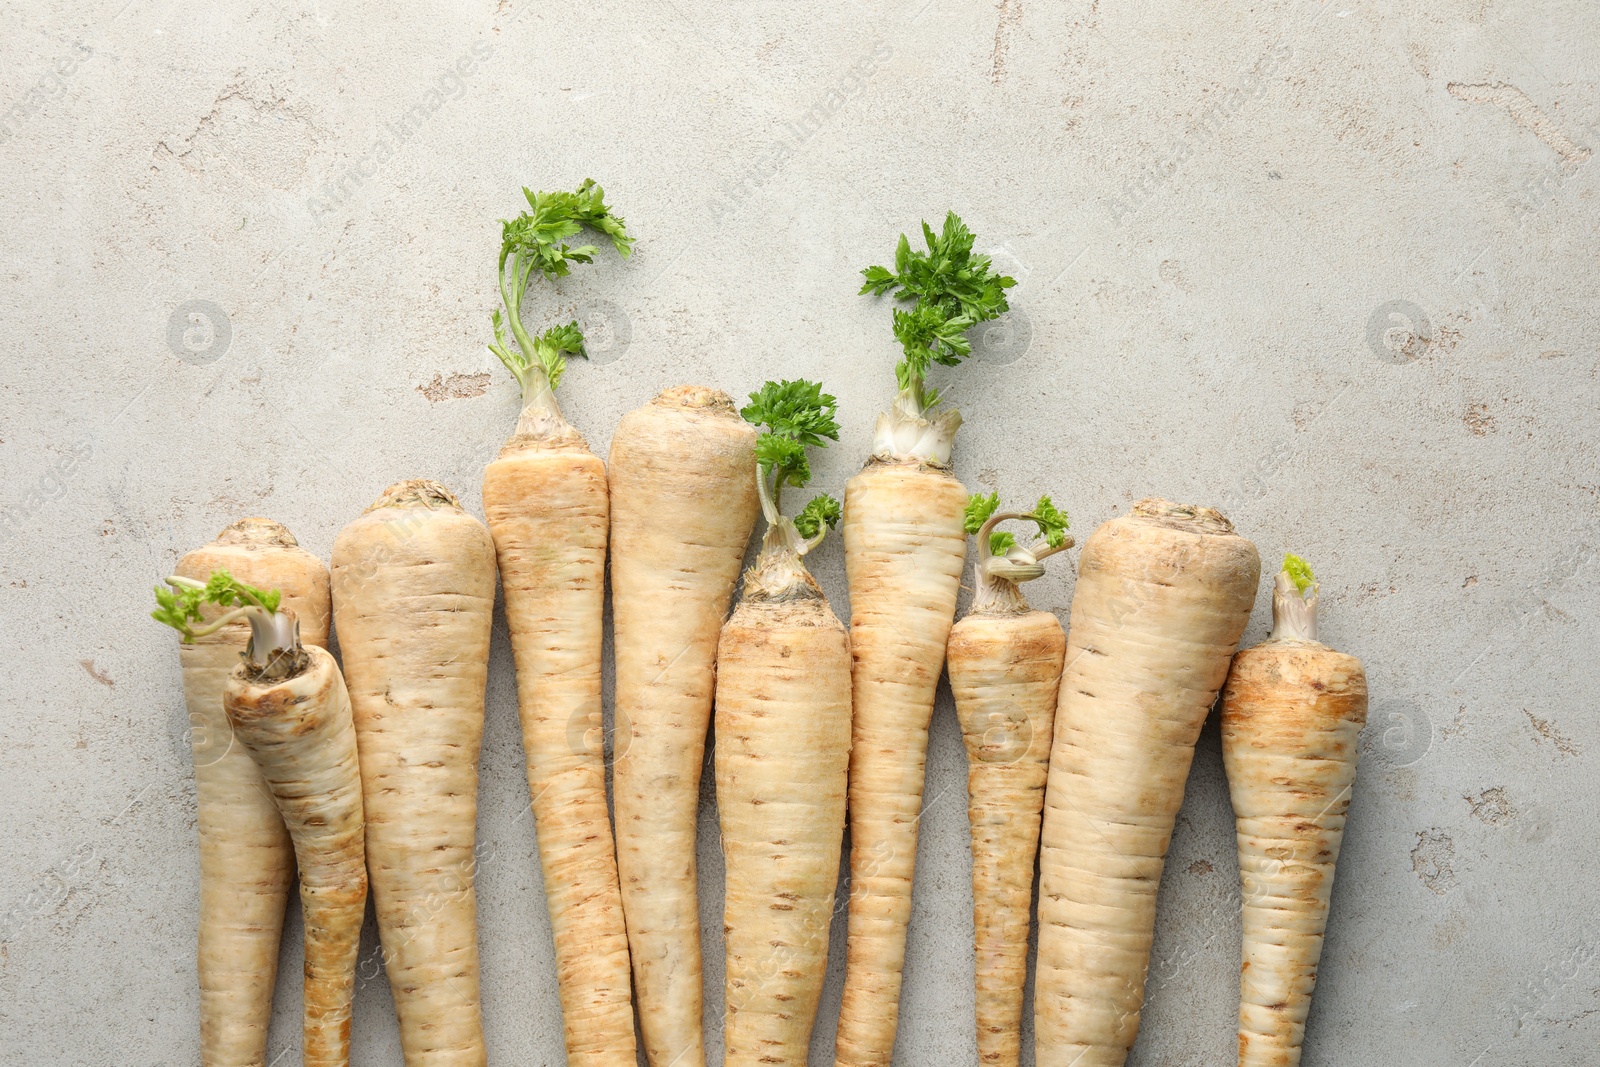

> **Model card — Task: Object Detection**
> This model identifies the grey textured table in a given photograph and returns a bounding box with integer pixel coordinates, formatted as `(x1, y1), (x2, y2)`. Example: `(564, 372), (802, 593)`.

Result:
(3, 2), (1596, 1064)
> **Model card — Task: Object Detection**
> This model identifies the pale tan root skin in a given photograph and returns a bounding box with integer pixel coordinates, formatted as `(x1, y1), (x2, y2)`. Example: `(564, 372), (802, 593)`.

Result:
(715, 592), (852, 1067)
(483, 436), (636, 1067)
(1222, 641), (1367, 1067)
(225, 645), (366, 1067)
(608, 387), (760, 1067)
(176, 518), (330, 1067)
(835, 459), (967, 1067)
(1035, 500), (1259, 1067)
(331, 480), (495, 1067)
(947, 609), (1065, 1067)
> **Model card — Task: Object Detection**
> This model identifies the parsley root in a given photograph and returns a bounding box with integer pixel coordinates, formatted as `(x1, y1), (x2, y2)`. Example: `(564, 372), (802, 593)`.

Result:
(609, 386), (760, 1067)
(946, 494), (1072, 1067)
(481, 181), (637, 1067)
(165, 520), (330, 1067)
(715, 381), (849, 1067)
(836, 212), (1015, 1067)
(156, 567), (367, 1067)
(1221, 556), (1367, 1067)
(1034, 500), (1259, 1067)
(331, 480), (497, 1066)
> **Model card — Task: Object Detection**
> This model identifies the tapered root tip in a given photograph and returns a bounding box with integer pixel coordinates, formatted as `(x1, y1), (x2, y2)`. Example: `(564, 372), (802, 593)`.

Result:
(213, 517), (299, 547)
(1131, 497), (1237, 535)
(365, 478), (461, 512)
(651, 385), (739, 415)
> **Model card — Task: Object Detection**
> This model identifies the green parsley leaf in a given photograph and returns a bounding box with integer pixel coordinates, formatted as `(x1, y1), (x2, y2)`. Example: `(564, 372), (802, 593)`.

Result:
(491, 179), (632, 393)
(740, 380), (841, 448)
(964, 492), (1001, 535)
(859, 211), (1016, 401)
(794, 494), (843, 539)
(1032, 495), (1070, 549)
(1283, 553), (1315, 595)
(152, 570), (281, 642)
(742, 379), (840, 492)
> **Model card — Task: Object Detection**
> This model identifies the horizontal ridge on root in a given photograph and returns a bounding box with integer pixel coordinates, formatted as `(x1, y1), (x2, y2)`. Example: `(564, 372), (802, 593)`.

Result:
(215, 517), (300, 547)
(859, 453), (954, 473)
(1131, 497), (1236, 535)
(364, 478), (461, 513)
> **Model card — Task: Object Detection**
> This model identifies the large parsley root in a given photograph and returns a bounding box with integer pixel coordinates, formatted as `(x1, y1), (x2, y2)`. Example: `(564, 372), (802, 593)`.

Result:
(1034, 500), (1259, 1067)
(332, 480), (497, 1066)
(609, 386), (760, 1067)
(946, 494), (1072, 1067)
(1222, 556), (1367, 1067)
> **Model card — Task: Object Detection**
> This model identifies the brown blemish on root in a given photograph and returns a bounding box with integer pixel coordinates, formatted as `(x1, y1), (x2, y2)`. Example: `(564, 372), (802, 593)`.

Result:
(1130, 497), (1237, 535)
(214, 516), (299, 548)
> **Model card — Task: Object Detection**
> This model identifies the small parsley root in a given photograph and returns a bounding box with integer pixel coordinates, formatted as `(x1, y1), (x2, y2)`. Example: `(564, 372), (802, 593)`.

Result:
(714, 381), (848, 1067)
(836, 212), (1016, 1067)
(1035, 501), (1259, 1067)
(480, 181), (637, 1067)
(1221, 555), (1367, 1067)
(154, 556), (366, 1067)
(162, 519), (330, 1067)
(608, 385), (760, 1067)
(946, 494), (1073, 1067)
(331, 480), (497, 1067)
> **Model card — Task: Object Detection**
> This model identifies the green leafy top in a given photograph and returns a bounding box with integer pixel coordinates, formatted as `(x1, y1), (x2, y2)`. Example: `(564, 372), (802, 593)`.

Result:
(740, 379), (842, 544)
(860, 212), (1015, 412)
(1283, 553), (1315, 596)
(794, 494), (843, 540)
(152, 570), (281, 643)
(965, 492), (1069, 556)
(488, 179), (632, 402)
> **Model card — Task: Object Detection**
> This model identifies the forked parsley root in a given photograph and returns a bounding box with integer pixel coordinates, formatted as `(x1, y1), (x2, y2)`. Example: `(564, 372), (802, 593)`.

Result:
(947, 493), (1073, 1067)
(480, 181), (641, 1067)
(836, 212), (1015, 1067)
(714, 380), (850, 1067)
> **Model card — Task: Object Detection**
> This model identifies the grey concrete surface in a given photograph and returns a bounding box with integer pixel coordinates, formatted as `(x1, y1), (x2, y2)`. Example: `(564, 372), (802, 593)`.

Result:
(2, 1), (1597, 1064)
